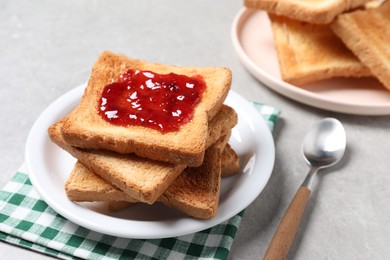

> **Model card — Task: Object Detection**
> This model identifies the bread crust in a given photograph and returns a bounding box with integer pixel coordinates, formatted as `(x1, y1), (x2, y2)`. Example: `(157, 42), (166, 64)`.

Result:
(221, 144), (240, 177)
(245, 0), (371, 24)
(331, 0), (390, 89)
(65, 144), (239, 203)
(61, 51), (232, 167)
(49, 105), (237, 204)
(65, 134), (234, 219)
(159, 135), (228, 219)
(268, 14), (372, 85)
(65, 161), (139, 203)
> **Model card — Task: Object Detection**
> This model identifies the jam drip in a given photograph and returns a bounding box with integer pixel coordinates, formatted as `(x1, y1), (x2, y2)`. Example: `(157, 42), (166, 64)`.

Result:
(98, 69), (207, 133)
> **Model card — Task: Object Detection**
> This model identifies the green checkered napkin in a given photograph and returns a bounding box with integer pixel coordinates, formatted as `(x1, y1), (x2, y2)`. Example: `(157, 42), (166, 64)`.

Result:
(0, 103), (280, 260)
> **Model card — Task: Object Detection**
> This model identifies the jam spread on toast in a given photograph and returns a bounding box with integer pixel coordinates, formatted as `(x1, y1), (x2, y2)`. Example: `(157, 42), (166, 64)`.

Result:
(98, 69), (206, 132)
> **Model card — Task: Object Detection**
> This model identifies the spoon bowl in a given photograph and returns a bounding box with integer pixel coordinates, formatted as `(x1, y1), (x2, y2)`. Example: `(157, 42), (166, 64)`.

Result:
(302, 118), (346, 169)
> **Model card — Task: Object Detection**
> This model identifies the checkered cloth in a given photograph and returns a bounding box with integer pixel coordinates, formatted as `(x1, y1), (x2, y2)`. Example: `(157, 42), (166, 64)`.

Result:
(0, 103), (280, 260)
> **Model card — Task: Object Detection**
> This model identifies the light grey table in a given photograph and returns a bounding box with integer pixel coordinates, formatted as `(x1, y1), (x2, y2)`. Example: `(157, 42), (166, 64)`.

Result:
(1, 1), (390, 259)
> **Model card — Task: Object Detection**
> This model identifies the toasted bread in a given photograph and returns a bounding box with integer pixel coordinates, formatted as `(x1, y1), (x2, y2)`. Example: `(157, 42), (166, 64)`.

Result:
(159, 134), (229, 219)
(268, 14), (372, 85)
(65, 161), (138, 203)
(331, 0), (390, 89)
(49, 105), (238, 204)
(66, 134), (232, 219)
(66, 145), (239, 205)
(107, 201), (133, 211)
(61, 51), (232, 167)
(245, 0), (370, 24)
(66, 143), (238, 202)
(221, 143), (240, 177)
(106, 143), (239, 212)
(365, 0), (385, 9)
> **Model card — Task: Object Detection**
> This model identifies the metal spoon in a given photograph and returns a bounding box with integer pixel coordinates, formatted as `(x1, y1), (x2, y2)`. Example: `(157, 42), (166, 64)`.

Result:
(264, 118), (346, 260)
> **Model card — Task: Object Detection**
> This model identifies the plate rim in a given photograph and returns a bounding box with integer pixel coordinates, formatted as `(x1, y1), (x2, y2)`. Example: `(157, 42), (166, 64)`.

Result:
(25, 84), (275, 239)
(231, 8), (390, 116)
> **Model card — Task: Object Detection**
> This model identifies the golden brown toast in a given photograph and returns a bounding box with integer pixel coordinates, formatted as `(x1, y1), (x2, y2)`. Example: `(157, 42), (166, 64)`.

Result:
(220, 143), (240, 177)
(66, 144), (239, 204)
(61, 51), (232, 167)
(365, 0), (385, 9)
(245, 0), (370, 24)
(268, 14), (372, 85)
(65, 161), (138, 203)
(331, 0), (390, 89)
(49, 105), (238, 204)
(107, 201), (133, 211)
(65, 135), (236, 219)
(159, 134), (229, 219)
(65, 144), (239, 203)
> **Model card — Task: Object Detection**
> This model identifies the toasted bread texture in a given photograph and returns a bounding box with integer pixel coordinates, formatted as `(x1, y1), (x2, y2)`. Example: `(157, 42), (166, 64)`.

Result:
(61, 51), (232, 167)
(331, 0), (390, 89)
(221, 144), (240, 177)
(268, 14), (372, 85)
(65, 135), (235, 219)
(107, 145), (240, 210)
(65, 161), (138, 203)
(159, 134), (228, 219)
(66, 144), (239, 203)
(65, 144), (238, 203)
(107, 201), (133, 211)
(365, 0), (385, 9)
(49, 105), (237, 204)
(245, 0), (370, 24)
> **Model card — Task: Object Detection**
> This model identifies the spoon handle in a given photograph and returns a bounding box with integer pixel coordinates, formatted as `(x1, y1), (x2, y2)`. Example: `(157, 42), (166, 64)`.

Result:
(263, 186), (311, 260)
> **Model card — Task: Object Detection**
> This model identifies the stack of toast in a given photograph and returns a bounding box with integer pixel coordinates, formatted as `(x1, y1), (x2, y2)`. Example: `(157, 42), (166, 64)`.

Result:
(48, 51), (240, 219)
(244, 0), (390, 88)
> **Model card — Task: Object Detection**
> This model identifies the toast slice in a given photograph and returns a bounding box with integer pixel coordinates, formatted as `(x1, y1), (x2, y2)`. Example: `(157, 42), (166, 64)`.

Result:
(268, 14), (372, 85)
(365, 0), (385, 9)
(159, 134), (228, 219)
(66, 134), (233, 219)
(107, 201), (134, 211)
(49, 105), (238, 204)
(220, 143), (240, 177)
(65, 144), (239, 203)
(331, 0), (390, 89)
(61, 51), (232, 167)
(244, 0), (370, 24)
(65, 161), (139, 203)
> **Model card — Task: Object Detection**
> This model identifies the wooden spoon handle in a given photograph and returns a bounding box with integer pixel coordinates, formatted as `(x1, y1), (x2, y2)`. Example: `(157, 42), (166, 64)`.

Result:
(263, 186), (311, 260)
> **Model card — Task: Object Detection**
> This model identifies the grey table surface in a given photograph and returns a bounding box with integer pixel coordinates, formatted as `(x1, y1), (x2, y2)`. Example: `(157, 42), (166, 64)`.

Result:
(1, 1), (390, 259)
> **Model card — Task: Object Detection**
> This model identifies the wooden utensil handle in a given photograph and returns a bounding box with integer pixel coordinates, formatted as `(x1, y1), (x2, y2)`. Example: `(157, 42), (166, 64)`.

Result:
(263, 186), (311, 260)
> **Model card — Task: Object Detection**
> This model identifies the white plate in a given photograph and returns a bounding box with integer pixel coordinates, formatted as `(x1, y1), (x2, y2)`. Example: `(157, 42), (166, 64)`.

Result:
(25, 85), (275, 239)
(232, 8), (390, 115)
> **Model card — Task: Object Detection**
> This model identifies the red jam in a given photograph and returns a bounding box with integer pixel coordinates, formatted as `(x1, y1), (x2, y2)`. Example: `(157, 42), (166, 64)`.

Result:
(98, 69), (207, 133)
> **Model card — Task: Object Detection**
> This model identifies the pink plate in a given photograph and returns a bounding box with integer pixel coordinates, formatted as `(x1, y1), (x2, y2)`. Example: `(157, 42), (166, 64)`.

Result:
(232, 8), (390, 115)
